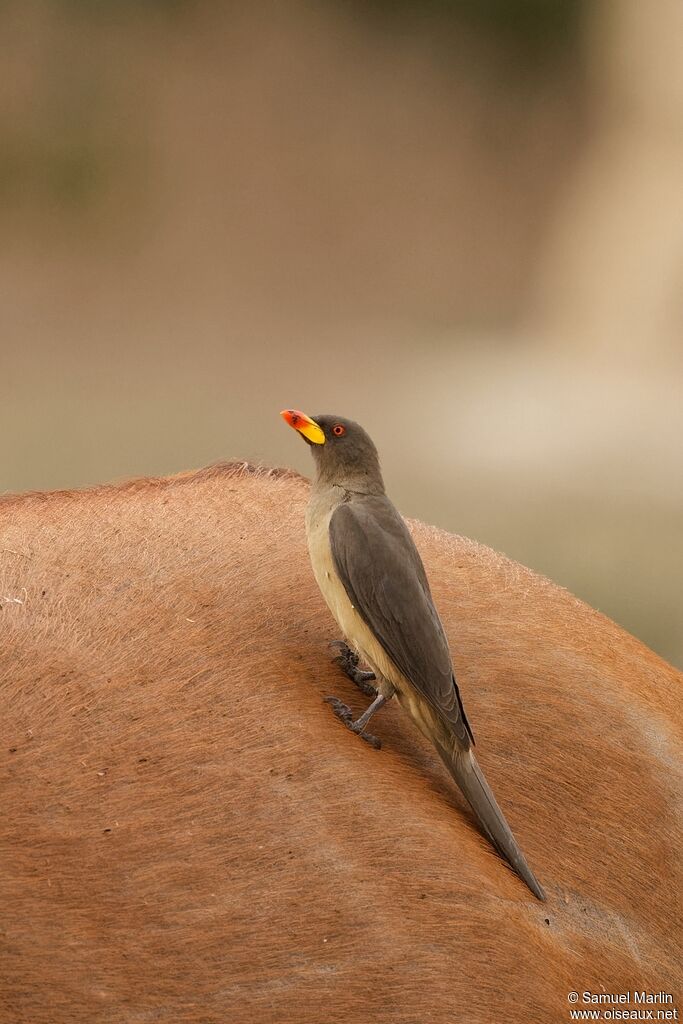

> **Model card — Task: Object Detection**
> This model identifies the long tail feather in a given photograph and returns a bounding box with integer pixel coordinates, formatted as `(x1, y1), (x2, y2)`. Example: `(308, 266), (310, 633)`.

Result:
(435, 742), (546, 901)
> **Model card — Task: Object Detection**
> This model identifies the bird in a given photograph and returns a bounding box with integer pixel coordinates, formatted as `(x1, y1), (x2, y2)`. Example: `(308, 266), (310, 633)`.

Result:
(280, 408), (545, 901)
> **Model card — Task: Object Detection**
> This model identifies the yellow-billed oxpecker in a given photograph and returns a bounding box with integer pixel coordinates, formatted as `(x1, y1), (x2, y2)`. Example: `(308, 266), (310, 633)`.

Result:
(281, 409), (545, 901)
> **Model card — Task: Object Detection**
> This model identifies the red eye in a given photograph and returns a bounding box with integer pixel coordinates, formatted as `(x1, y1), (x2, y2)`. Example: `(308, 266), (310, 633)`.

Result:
(332, 424), (346, 437)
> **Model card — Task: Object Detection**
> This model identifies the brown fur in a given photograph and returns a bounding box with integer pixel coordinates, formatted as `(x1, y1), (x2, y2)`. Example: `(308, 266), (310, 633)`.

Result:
(1, 462), (681, 1023)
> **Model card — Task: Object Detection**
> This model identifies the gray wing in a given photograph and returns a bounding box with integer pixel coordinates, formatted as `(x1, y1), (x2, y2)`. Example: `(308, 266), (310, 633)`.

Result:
(329, 496), (474, 748)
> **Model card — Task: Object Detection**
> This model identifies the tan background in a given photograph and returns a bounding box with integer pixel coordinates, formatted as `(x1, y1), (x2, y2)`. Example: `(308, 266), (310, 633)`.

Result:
(1, 0), (681, 666)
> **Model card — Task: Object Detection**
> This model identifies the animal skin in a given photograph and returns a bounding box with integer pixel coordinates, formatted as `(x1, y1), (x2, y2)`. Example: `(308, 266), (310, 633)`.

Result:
(0, 462), (681, 1024)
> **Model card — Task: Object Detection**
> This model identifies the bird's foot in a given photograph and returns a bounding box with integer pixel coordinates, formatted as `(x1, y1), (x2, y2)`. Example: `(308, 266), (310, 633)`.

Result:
(330, 641), (377, 697)
(323, 696), (382, 749)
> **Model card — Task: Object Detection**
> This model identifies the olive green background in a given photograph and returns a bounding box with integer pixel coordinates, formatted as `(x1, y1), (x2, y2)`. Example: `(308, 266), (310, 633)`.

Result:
(2, 1), (681, 666)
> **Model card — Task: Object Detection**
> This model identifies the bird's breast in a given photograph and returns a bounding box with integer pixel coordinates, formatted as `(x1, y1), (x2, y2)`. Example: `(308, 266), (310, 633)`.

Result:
(304, 491), (452, 744)
(305, 496), (402, 691)
(306, 505), (359, 639)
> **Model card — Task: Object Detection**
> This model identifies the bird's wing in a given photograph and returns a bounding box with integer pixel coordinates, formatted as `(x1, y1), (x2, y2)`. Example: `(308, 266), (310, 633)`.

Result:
(329, 496), (474, 748)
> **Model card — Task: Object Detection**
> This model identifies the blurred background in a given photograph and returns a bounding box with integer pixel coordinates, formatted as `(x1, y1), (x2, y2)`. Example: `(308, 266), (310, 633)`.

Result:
(1, 0), (681, 666)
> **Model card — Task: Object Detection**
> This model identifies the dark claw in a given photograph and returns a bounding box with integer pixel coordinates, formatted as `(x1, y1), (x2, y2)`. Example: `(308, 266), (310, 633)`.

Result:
(330, 640), (360, 674)
(330, 641), (377, 696)
(355, 729), (382, 750)
(323, 695), (353, 723)
(323, 696), (382, 750)
(330, 639), (357, 663)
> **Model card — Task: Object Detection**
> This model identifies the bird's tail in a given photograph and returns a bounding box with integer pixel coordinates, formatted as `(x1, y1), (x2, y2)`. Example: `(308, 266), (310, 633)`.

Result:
(435, 741), (546, 901)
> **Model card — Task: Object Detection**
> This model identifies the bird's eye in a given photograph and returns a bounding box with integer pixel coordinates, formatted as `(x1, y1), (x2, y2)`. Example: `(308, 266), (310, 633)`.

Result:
(332, 424), (346, 437)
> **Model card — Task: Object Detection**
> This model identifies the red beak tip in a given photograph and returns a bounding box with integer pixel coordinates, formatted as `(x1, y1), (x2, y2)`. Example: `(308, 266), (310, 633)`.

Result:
(281, 409), (301, 427)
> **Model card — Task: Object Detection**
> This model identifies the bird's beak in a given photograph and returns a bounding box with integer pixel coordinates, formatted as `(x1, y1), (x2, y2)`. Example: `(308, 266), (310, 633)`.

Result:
(280, 409), (326, 445)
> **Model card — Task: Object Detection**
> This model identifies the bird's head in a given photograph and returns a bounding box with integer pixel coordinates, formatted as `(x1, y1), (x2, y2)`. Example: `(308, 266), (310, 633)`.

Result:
(280, 409), (384, 493)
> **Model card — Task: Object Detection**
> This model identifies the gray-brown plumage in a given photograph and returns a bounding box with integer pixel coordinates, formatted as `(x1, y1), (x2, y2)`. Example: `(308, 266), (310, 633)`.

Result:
(281, 408), (545, 901)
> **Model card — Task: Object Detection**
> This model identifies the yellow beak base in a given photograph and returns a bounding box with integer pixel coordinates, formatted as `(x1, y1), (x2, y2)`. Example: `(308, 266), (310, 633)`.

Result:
(280, 409), (326, 445)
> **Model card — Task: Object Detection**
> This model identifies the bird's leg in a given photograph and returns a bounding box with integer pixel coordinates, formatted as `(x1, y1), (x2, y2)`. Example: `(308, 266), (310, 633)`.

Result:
(323, 693), (387, 750)
(354, 693), (387, 730)
(330, 641), (377, 697)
